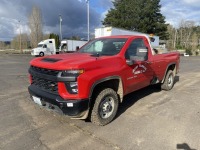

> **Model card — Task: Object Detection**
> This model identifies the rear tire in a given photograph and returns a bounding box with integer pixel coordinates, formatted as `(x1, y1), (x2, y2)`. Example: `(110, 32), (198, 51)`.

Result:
(39, 52), (44, 57)
(91, 88), (119, 126)
(161, 70), (174, 91)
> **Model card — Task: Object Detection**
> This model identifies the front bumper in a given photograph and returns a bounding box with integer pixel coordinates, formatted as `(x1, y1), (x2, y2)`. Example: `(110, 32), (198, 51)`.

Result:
(31, 51), (39, 56)
(28, 85), (89, 118)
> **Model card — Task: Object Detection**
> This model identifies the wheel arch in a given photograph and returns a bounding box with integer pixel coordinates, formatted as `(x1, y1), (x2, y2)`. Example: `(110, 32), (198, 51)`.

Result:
(161, 63), (177, 83)
(89, 76), (124, 103)
(78, 76), (124, 120)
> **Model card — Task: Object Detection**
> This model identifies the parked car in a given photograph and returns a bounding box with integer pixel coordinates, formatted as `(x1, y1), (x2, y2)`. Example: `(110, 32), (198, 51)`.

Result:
(184, 53), (189, 56)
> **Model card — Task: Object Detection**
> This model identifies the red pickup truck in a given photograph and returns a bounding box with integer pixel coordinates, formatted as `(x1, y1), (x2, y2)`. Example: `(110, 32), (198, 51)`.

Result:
(28, 35), (180, 125)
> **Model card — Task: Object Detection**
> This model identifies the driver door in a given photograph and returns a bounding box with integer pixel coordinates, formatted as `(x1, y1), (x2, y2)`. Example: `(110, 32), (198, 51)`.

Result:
(124, 37), (154, 94)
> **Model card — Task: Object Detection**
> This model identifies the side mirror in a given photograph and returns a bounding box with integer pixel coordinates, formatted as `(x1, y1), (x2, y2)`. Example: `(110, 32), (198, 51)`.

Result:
(136, 47), (148, 61)
(138, 47), (148, 53)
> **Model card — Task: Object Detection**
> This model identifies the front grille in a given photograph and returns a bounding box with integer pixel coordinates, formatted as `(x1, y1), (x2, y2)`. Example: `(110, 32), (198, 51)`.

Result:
(32, 76), (58, 94)
(31, 66), (59, 76)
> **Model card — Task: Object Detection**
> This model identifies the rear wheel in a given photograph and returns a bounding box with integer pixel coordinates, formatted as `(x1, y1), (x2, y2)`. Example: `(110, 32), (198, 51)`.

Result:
(91, 88), (119, 126)
(161, 70), (174, 91)
(39, 52), (44, 57)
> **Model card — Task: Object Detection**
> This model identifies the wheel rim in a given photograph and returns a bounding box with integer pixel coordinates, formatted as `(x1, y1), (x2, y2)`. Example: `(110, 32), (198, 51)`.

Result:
(99, 96), (115, 119)
(167, 74), (173, 87)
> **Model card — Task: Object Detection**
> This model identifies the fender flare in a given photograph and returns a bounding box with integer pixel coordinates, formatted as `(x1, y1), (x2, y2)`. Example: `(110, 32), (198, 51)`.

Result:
(79, 76), (124, 120)
(161, 62), (176, 83)
(89, 75), (124, 102)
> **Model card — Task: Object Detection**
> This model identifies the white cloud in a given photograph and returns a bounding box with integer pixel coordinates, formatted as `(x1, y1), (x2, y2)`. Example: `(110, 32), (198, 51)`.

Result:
(161, 0), (200, 27)
(1, 0), (200, 41)
(101, 10), (108, 21)
(0, 0), (101, 41)
(183, 0), (200, 5)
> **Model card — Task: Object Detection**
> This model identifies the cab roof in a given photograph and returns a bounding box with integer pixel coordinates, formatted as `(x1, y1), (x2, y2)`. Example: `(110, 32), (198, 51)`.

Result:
(96, 34), (149, 39)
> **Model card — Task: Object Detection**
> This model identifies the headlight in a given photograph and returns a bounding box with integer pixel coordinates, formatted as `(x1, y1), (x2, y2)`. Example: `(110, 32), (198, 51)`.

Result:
(60, 69), (84, 94)
(65, 82), (78, 94)
(61, 69), (84, 77)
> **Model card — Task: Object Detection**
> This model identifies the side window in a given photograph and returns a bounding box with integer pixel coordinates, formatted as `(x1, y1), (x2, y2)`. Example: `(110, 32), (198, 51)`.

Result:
(95, 41), (103, 52)
(125, 38), (148, 61)
(49, 41), (52, 43)
(43, 44), (47, 48)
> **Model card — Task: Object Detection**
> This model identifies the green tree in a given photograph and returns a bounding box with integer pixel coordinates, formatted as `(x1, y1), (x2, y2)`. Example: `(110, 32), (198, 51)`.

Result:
(49, 33), (60, 49)
(103, 0), (168, 39)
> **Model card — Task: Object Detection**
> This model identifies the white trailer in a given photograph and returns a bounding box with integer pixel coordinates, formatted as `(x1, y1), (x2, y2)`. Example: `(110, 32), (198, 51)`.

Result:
(95, 27), (159, 47)
(31, 39), (56, 57)
(59, 40), (87, 52)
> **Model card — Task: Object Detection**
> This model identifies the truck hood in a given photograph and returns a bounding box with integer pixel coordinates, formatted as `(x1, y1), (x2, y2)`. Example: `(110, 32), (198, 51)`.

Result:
(30, 53), (121, 71)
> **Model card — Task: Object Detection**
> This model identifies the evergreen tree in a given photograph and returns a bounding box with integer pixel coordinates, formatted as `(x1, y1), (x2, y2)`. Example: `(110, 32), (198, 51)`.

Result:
(103, 0), (168, 39)
(49, 33), (60, 49)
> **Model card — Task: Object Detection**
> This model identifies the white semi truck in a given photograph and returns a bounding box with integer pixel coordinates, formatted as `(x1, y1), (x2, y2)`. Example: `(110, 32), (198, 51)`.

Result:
(59, 40), (87, 53)
(95, 27), (159, 47)
(31, 39), (56, 57)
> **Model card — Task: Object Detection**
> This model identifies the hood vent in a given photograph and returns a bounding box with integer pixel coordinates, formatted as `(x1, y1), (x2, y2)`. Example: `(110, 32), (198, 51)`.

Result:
(41, 58), (62, 63)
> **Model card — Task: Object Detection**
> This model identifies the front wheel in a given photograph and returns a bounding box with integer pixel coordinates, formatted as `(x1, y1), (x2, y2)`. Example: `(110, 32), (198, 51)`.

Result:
(161, 70), (175, 91)
(91, 88), (119, 126)
(39, 52), (44, 57)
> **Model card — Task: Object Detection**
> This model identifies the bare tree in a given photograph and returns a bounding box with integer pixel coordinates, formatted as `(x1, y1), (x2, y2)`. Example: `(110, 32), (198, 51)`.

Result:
(191, 33), (198, 51)
(179, 20), (195, 48)
(166, 25), (176, 50)
(11, 34), (29, 49)
(10, 37), (17, 50)
(29, 6), (43, 48)
(0, 41), (6, 50)
(21, 34), (30, 49)
(167, 19), (200, 54)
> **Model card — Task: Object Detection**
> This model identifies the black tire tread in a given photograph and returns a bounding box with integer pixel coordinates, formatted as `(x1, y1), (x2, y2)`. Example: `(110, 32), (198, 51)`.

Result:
(39, 52), (44, 57)
(161, 70), (174, 91)
(91, 88), (119, 126)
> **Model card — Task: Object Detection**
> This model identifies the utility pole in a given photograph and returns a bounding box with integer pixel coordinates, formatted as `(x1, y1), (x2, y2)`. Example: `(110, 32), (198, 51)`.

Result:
(18, 20), (22, 53)
(86, 0), (90, 41)
(59, 14), (62, 41)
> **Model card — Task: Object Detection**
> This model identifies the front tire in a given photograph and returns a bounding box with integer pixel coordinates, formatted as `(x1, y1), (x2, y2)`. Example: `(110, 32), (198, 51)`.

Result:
(91, 88), (119, 126)
(39, 52), (44, 57)
(161, 70), (174, 91)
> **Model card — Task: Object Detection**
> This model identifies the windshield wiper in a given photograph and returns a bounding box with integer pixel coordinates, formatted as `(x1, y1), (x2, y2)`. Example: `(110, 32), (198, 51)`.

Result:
(100, 53), (114, 56)
(90, 52), (114, 57)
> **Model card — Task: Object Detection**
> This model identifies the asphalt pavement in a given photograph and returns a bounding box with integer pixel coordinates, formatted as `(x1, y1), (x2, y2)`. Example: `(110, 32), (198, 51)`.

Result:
(0, 54), (200, 150)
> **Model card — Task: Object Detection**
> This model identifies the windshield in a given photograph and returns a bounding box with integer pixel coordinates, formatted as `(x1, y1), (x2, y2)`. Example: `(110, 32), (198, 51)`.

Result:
(78, 38), (127, 56)
(37, 44), (43, 48)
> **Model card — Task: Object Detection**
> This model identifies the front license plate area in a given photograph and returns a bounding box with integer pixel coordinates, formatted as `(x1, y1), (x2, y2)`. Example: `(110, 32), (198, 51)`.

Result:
(32, 96), (42, 106)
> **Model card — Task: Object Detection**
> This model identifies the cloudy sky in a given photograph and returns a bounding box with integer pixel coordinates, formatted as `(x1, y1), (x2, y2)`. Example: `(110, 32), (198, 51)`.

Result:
(0, 0), (200, 41)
